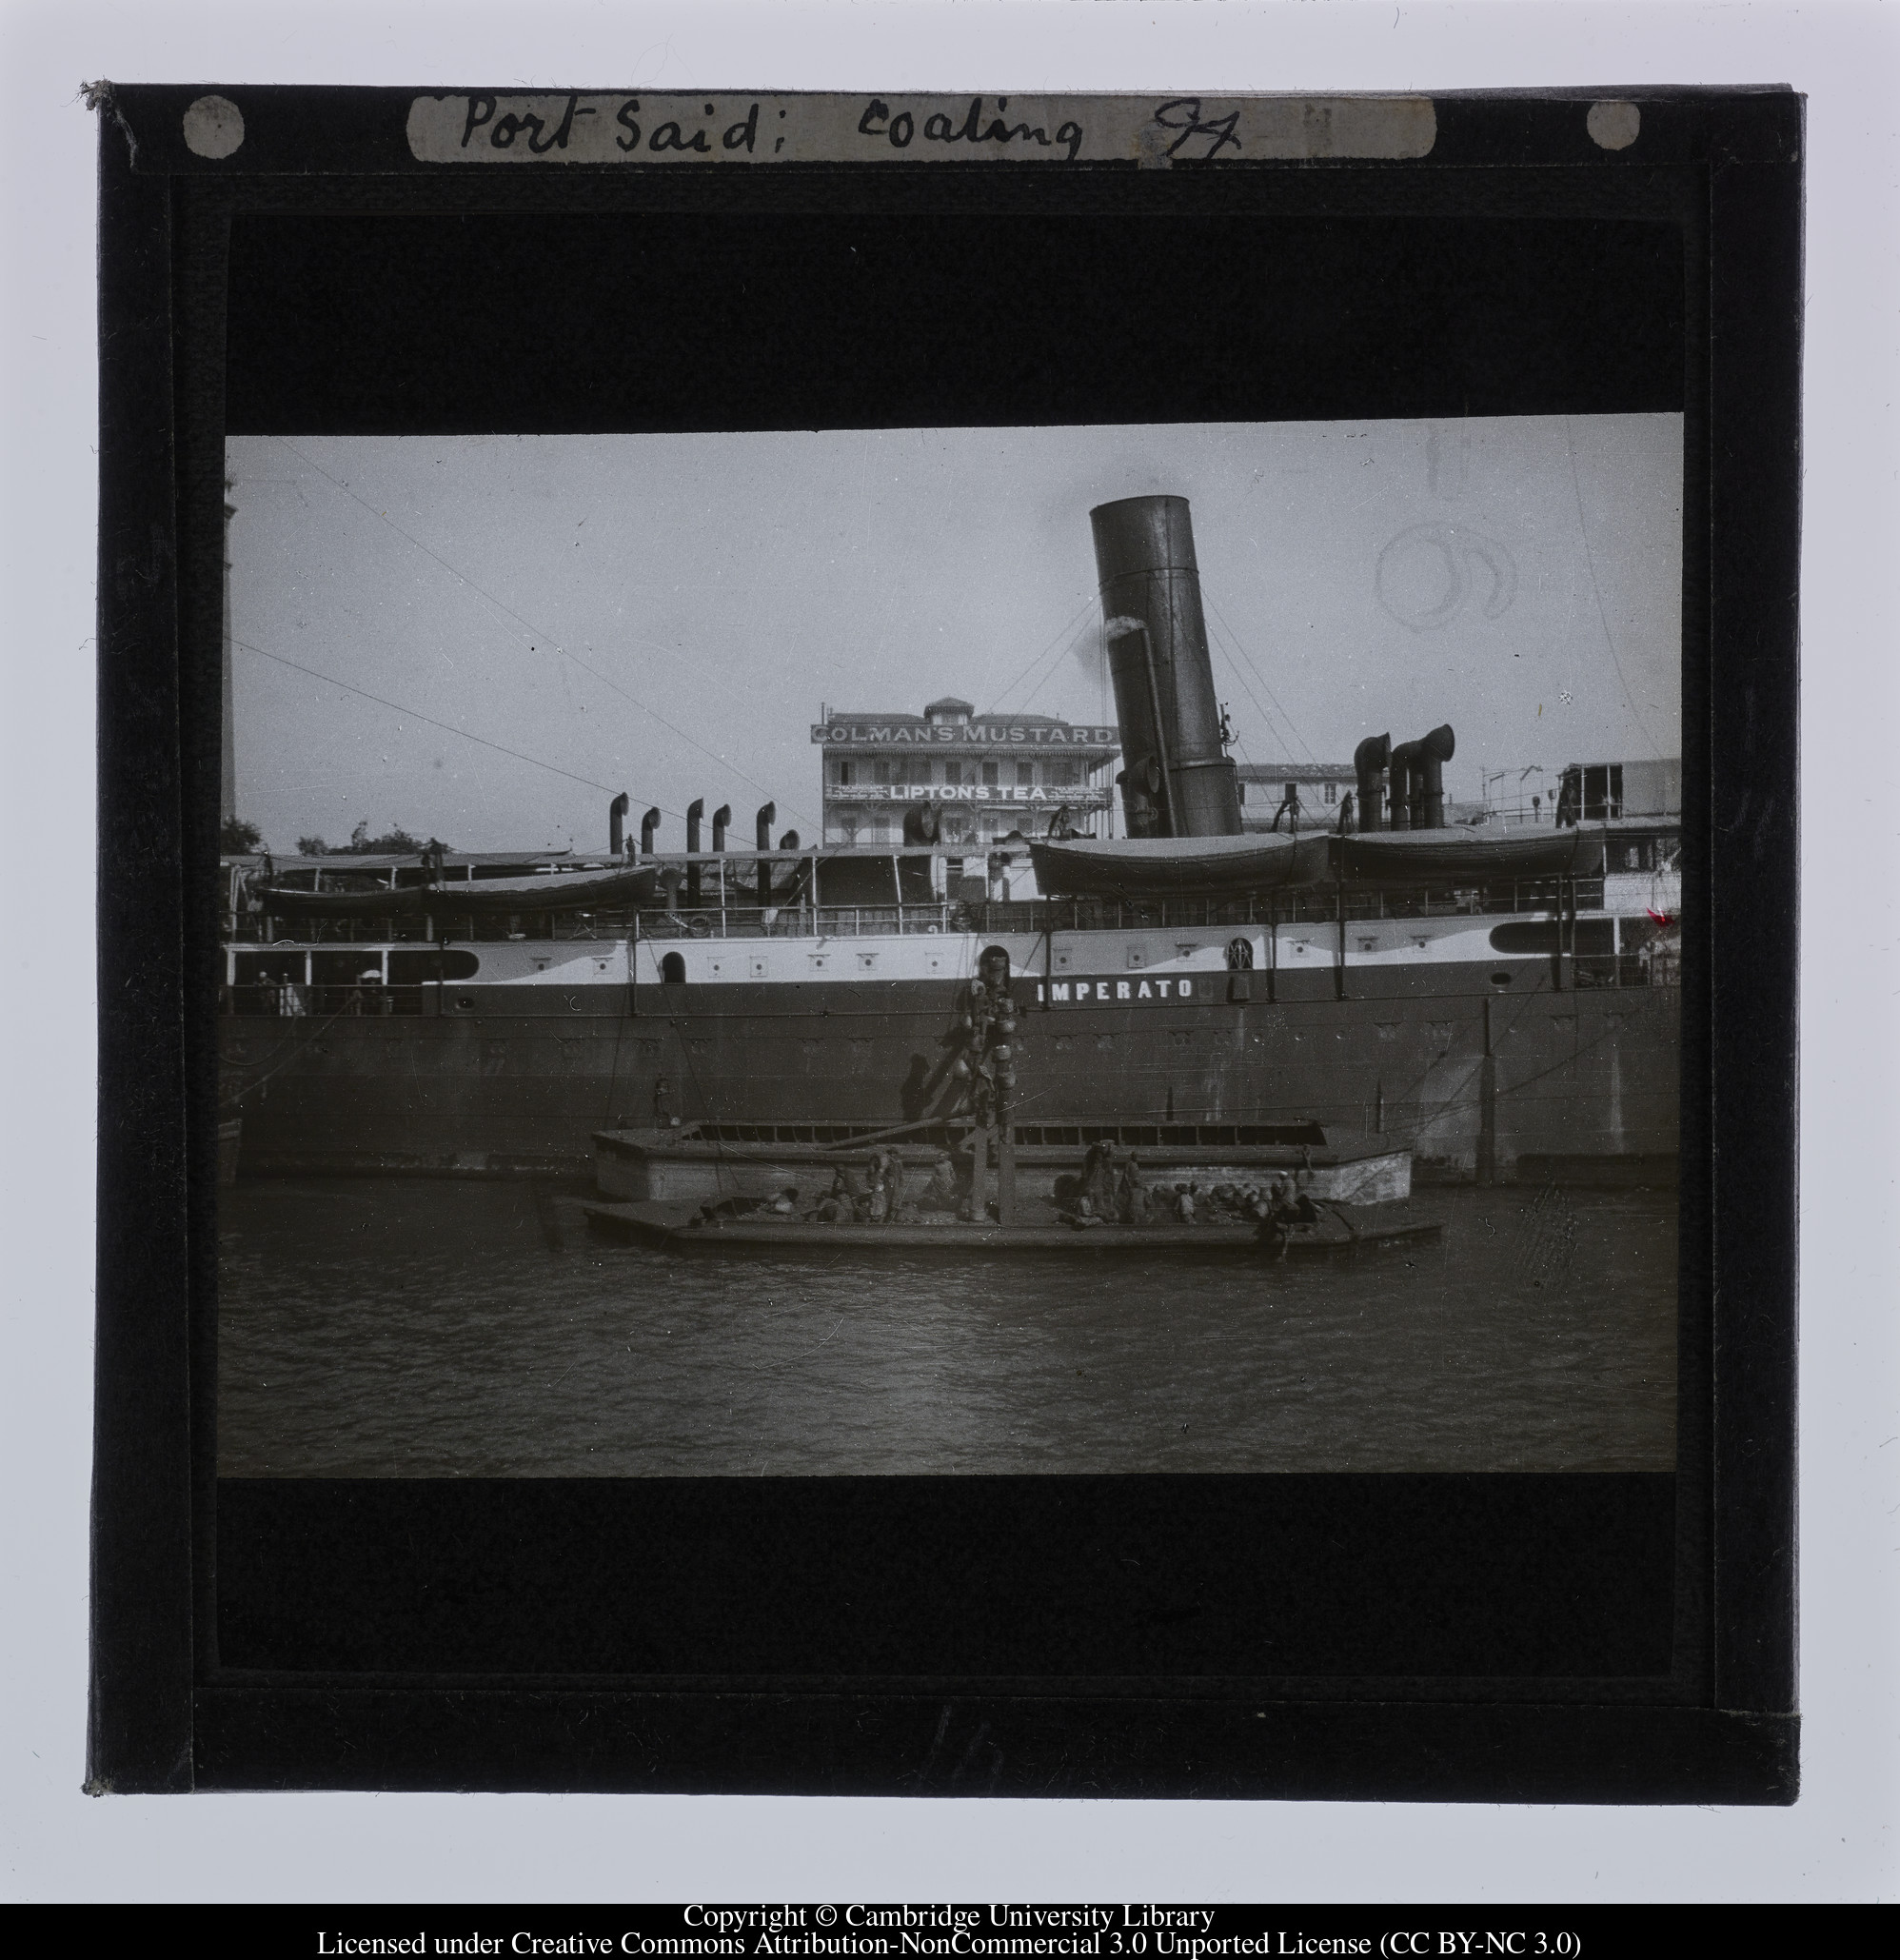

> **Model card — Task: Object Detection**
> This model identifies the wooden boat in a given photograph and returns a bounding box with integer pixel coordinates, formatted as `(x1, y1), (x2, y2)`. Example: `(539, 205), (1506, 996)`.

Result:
(247, 862), (660, 919)
(582, 1196), (1441, 1259)
(594, 1121), (1413, 1211)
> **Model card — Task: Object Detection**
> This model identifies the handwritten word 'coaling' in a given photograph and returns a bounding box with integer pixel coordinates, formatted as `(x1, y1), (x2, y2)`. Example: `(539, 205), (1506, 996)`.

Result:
(856, 97), (1084, 162)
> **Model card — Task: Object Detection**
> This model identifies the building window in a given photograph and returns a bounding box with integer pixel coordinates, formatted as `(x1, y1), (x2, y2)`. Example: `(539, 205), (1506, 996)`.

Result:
(833, 758), (853, 786)
(1324, 781), (1336, 803)
(1017, 762), (1035, 786)
(837, 813), (860, 844)
(945, 760), (963, 785)
(1051, 761), (1078, 788)
(876, 759), (895, 785)
(982, 762), (999, 786)
(1237, 781), (1247, 802)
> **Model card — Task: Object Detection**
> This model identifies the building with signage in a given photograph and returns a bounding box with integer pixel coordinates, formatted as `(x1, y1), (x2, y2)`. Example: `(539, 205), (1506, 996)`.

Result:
(1235, 760), (1357, 832)
(814, 697), (1121, 848)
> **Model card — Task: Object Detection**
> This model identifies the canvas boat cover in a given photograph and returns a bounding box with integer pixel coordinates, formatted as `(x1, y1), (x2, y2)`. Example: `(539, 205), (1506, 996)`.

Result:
(249, 863), (660, 918)
(1030, 827), (1607, 897)
(1028, 832), (1332, 897)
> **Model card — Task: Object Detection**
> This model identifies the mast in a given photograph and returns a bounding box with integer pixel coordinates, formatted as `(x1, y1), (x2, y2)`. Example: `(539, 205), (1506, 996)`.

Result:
(221, 488), (237, 828)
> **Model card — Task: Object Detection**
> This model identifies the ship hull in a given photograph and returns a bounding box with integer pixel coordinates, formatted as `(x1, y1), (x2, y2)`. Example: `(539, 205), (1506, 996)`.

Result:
(220, 957), (1678, 1185)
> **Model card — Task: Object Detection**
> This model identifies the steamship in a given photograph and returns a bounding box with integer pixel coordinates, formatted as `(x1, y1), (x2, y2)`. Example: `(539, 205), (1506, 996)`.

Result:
(219, 496), (1680, 1186)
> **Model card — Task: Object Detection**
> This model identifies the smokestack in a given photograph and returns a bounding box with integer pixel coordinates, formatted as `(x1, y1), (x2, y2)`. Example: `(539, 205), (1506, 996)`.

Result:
(711, 804), (731, 853)
(608, 792), (629, 856)
(641, 806), (661, 854)
(685, 799), (703, 905)
(1353, 735), (1390, 834)
(1089, 495), (1241, 839)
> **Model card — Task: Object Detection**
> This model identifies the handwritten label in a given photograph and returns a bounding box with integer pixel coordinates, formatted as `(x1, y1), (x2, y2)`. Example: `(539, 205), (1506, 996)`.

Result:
(405, 94), (1436, 168)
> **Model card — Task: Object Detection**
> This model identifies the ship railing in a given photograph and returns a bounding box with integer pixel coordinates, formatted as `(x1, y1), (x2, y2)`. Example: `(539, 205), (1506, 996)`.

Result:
(635, 901), (1058, 940)
(627, 883), (1611, 937)
(221, 878), (1619, 947)
(213, 956), (1668, 1009)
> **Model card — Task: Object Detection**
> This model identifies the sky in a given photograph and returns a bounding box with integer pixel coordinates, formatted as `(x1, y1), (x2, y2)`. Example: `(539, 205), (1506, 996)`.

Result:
(227, 414), (1682, 855)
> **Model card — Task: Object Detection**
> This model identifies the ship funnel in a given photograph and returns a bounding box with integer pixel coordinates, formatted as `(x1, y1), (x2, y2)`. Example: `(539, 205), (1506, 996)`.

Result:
(1353, 735), (1391, 834)
(640, 806), (662, 854)
(711, 804), (731, 853)
(1089, 495), (1241, 839)
(608, 791), (630, 856)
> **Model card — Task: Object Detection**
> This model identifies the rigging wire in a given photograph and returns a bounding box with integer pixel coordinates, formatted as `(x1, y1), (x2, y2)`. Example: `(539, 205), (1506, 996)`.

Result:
(980, 593), (1100, 717)
(271, 439), (820, 831)
(233, 637), (671, 808)
(1198, 584), (1319, 763)
(233, 657), (1011, 905)
(1203, 610), (1297, 765)
(1563, 419), (1667, 762)
(1209, 631), (1295, 766)
(1017, 605), (1109, 716)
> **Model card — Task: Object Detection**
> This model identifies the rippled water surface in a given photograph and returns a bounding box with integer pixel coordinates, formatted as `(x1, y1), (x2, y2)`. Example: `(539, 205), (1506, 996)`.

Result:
(217, 1178), (1677, 1476)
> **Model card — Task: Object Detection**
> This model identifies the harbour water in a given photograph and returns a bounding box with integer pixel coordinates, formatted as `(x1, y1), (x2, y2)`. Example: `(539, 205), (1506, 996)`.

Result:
(217, 1177), (1677, 1476)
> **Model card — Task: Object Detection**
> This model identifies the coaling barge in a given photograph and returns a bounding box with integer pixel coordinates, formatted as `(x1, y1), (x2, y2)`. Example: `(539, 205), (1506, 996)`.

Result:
(582, 1196), (1442, 1261)
(592, 1119), (1413, 1210)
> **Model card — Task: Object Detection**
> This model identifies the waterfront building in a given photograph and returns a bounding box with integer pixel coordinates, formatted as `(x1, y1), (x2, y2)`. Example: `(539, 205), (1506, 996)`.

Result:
(813, 697), (1120, 847)
(1235, 760), (1356, 831)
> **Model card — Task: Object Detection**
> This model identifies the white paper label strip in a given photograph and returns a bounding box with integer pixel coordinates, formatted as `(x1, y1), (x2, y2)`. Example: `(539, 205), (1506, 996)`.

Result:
(406, 93), (1436, 168)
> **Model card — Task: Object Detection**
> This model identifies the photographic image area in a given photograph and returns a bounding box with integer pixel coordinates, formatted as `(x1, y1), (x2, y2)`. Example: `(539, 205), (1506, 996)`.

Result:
(215, 417), (1683, 1477)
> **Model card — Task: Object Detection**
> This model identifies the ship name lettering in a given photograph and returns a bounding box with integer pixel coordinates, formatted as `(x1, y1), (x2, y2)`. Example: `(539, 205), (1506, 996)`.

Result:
(1036, 976), (1200, 1003)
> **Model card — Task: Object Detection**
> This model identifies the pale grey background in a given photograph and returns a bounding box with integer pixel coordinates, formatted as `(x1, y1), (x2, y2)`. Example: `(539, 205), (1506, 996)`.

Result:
(227, 417), (1680, 855)
(3, 0), (1893, 1906)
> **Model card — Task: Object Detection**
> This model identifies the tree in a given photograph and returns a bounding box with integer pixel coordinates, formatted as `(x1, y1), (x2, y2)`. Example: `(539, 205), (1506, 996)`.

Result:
(294, 823), (445, 857)
(220, 816), (265, 853)
(357, 824), (426, 854)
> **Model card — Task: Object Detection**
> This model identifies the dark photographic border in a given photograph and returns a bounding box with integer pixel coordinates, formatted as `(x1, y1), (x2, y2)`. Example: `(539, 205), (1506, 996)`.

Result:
(90, 85), (1798, 1799)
